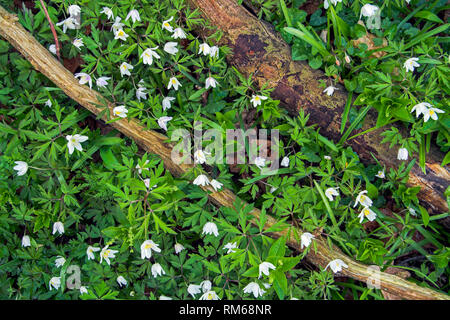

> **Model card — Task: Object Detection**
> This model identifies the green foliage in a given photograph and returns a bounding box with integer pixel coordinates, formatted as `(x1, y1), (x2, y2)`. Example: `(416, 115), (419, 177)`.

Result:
(0, 0), (448, 301)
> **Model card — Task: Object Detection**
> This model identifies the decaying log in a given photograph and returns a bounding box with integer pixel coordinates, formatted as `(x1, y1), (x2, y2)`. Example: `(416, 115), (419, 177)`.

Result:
(0, 5), (448, 300)
(187, 0), (450, 225)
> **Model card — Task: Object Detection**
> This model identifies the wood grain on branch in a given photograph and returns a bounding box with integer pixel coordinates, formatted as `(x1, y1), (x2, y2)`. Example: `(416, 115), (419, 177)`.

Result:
(187, 0), (450, 226)
(0, 5), (448, 300)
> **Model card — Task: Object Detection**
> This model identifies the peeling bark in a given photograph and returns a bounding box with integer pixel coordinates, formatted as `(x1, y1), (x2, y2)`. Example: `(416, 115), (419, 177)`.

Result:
(0, 5), (449, 300)
(187, 0), (450, 225)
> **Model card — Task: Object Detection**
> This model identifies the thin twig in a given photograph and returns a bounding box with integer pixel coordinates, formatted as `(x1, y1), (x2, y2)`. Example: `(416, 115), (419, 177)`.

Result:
(39, 0), (60, 60)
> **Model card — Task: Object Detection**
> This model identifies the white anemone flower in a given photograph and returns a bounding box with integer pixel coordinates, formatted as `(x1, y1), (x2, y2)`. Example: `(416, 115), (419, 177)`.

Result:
(411, 102), (432, 118)
(86, 246), (100, 260)
(397, 148), (409, 161)
(250, 95), (268, 107)
(258, 262), (276, 278)
(141, 47), (160, 65)
(324, 0), (342, 10)
(100, 245), (118, 265)
(100, 7), (114, 20)
(13, 161), (28, 176)
(49, 44), (57, 55)
(66, 134), (89, 154)
(172, 27), (187, 39)
(80, 286), (88, 295)
(325, 259), (348, 273)
(423, 107), (444, 122)
(68, 5), (81, 17)
(72, 38), (84, 49)
(205, 76), (218, 89)
(74, 73), (92, 89)
(360, 4), (379, 18)
(55, 256), (66, 268)
(126, 9), (141, 23)
(243, 282), (265, 298)
(375, 169), (385, 179)
(254, 157), (266, 169)
(193, 174), (210, 187)
(301, 232), (315, 249)
(140, 240), (161, 259)
(22, 235), (31, 247)
(403, 57), (420, 73)
(52, 221), (64, 235)
(198, 43), (211, 56)
(117, 276), (127, 287)
(194, 149), (207, 164)
(223, 242), (237, 254)
(174, 243), (185, 254)
(323, 85), (338, 96)
(199, 290), (220, 300)
(358, 206), (377, 223)
(114, 28), (129, 41)
(209, 46), (219, 58)
(162, 16), (174, 32)
(96, 76), (111, 88)
(119, 62), (133, 77)
(162, 96), (175, 111)
(202, 222), (219, 237)
(167, 77), (182, 90)
(325, 187), (339, 201)
(56, 17), (78, 33)
(187, 284), (202, 297)
(136, 87), (147, 101)
(164, 42), (179, 55)
(210, 179), (223, 191)
(281, 156), (290, 167)
(49, 277), (61, 290)
(113, 105), (128, 118)
(158, 116), (173, 131)
(200, 280), (212, 292)
(151, 263), (166, 278)
(354, 190), (373, 208)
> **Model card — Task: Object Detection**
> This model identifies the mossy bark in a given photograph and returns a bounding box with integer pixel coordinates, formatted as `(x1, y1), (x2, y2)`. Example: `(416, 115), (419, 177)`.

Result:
(188, 0), (449, 225)
(0, 5), (449, 300)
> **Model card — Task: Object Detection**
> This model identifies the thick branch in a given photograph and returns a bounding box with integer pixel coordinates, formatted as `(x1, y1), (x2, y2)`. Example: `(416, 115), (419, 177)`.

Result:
(187, 0), (450, 226)
(0, 5), (448, 300)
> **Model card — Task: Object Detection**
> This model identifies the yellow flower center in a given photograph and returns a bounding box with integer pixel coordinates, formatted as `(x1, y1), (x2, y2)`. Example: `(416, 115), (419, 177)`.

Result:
(145, 243), (153, 249)
(255, 96), (260, 101)
(164, 23), (170, 27)
(360, 195), (366, 202)
(172, 79), (176, 84)
(364, 209), (370, 216)
(208, 293), (213, 300)
(430, 110), (435, 115)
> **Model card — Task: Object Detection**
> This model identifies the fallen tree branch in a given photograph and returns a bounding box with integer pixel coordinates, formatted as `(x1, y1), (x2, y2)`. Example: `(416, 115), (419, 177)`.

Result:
(187, 0), (450, 226)
(0, 5), (448, 300)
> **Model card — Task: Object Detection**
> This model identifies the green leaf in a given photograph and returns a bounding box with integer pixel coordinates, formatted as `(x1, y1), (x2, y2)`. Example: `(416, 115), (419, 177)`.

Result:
(414, 11), (444, 24)
(419, 205), (430, 227)
(268, 236), (286, 258)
